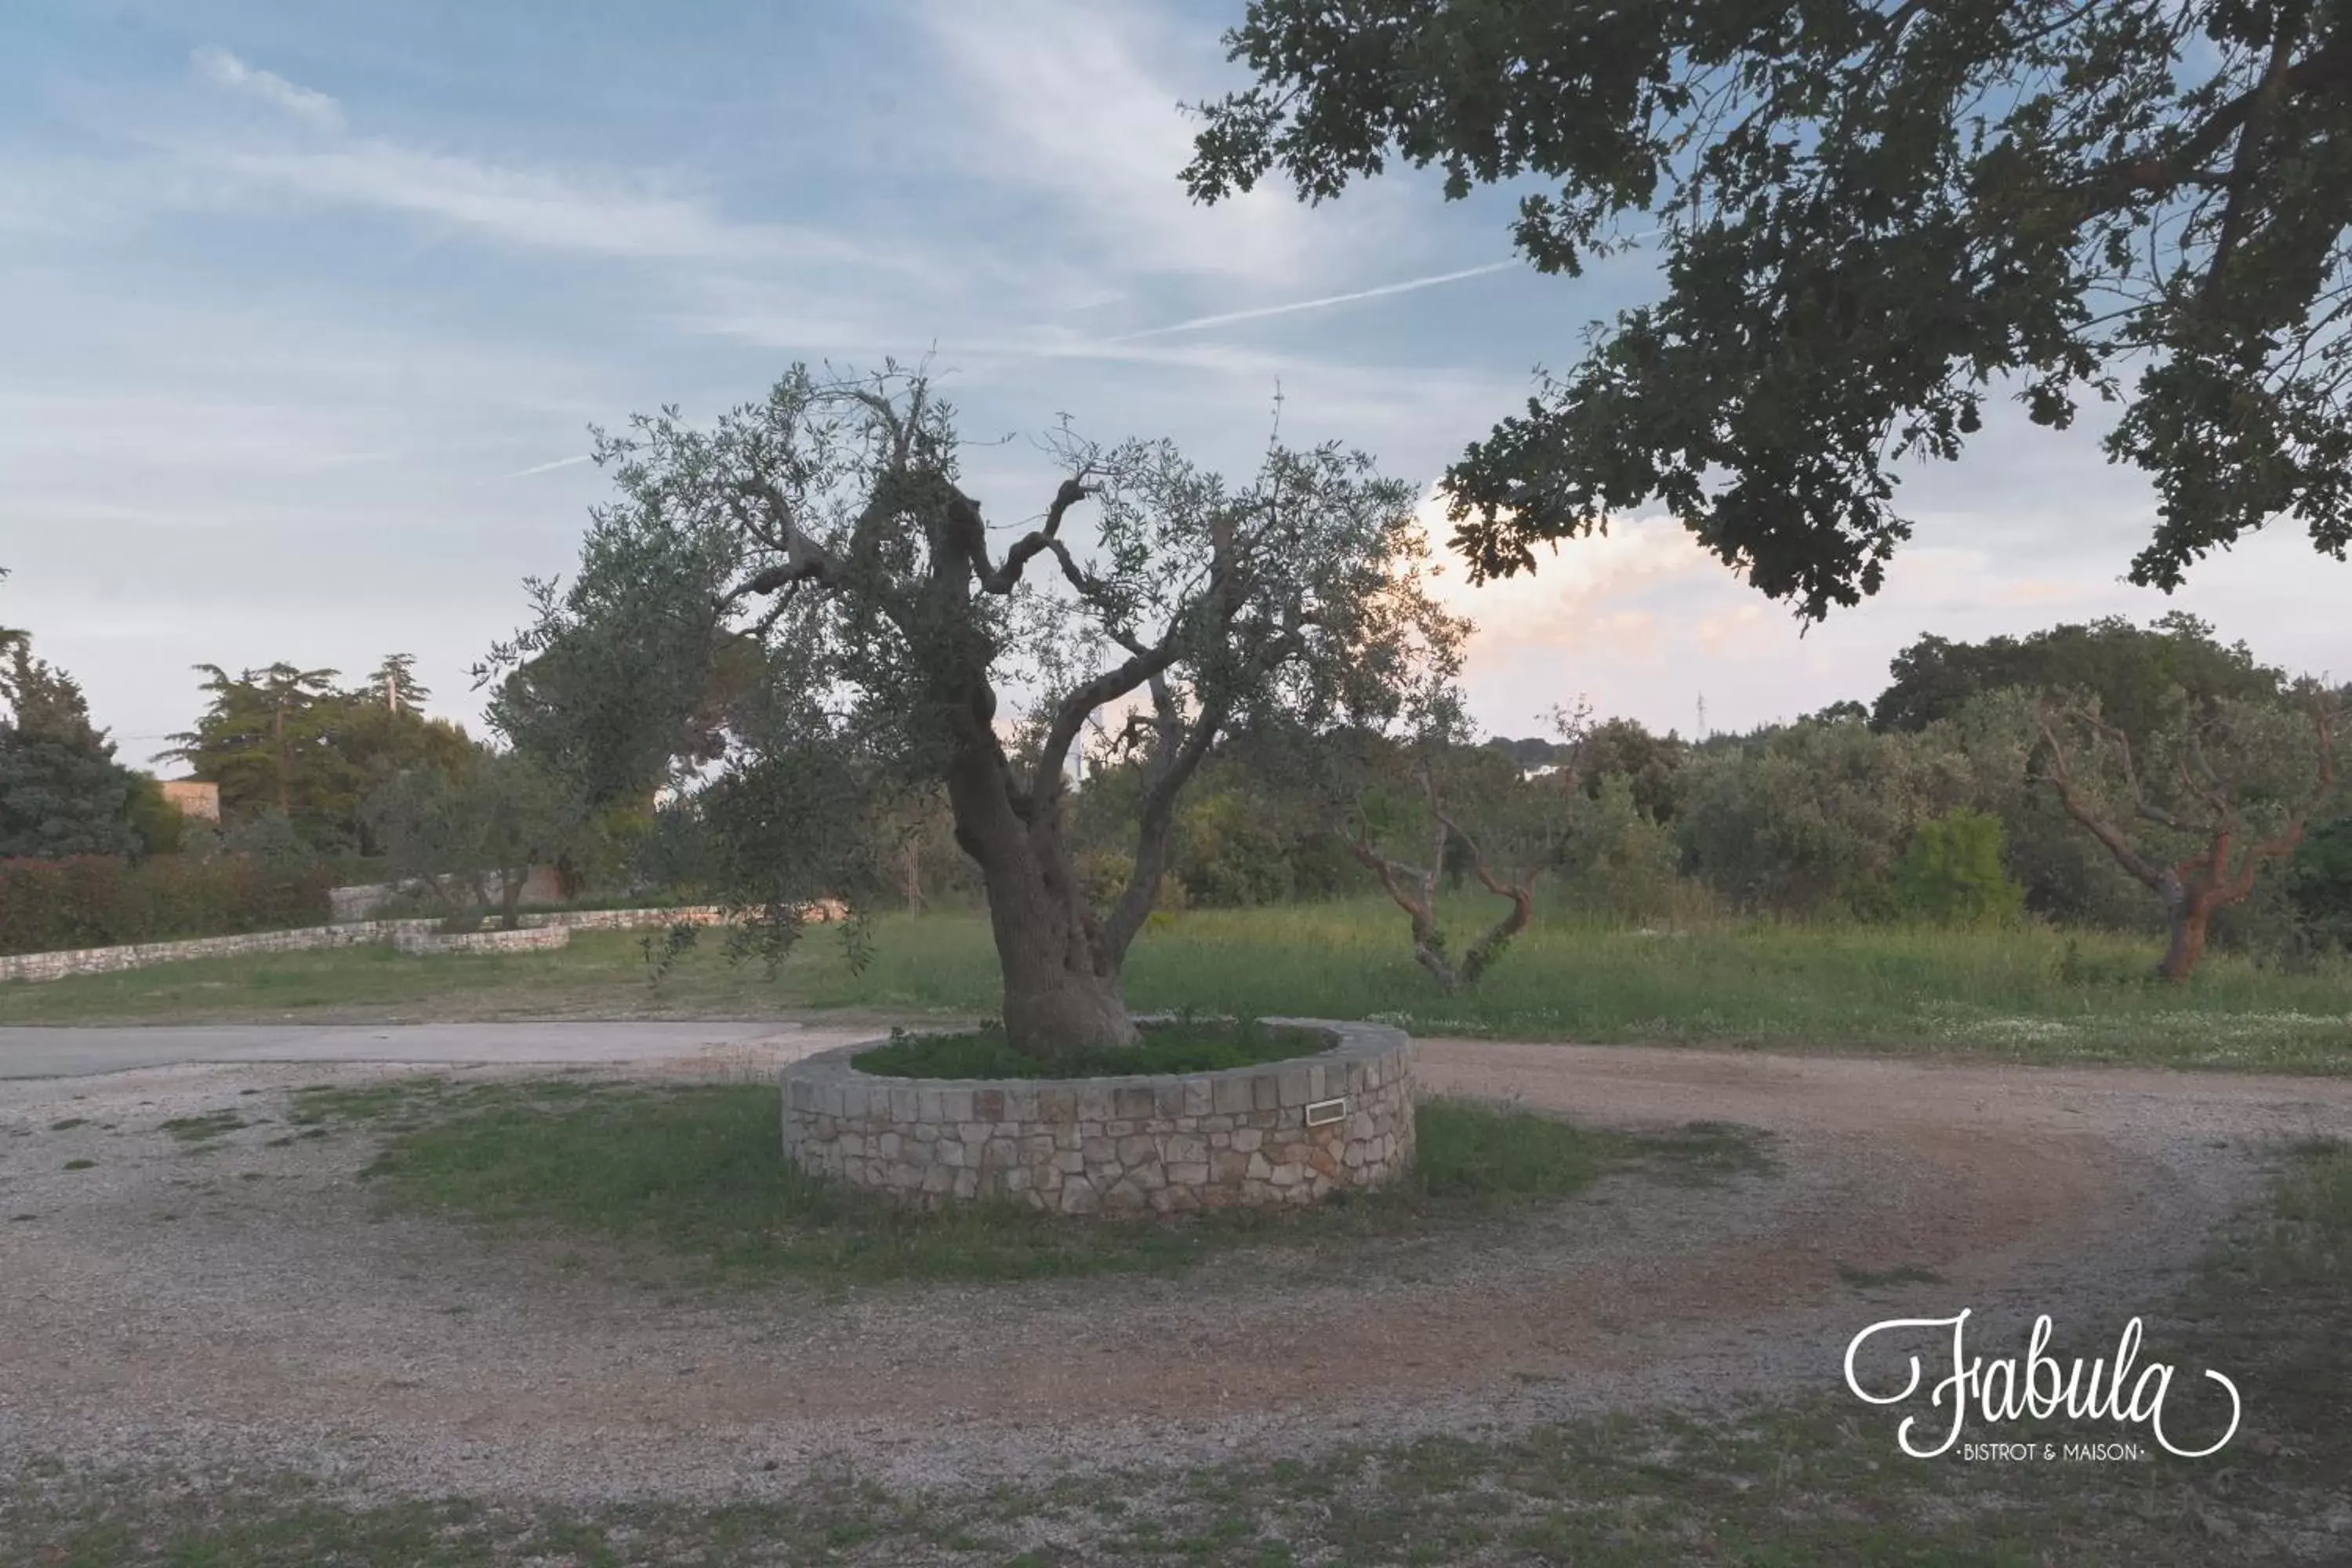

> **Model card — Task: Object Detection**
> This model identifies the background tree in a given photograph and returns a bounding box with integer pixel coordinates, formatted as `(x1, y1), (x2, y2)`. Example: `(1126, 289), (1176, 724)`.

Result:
(1673, 717), (1973, 916)
(0, 637), (140, 859)
(1559, 712), (1690, 825)
(165, 663), (350, 844)
(2286, 815), (2352, 948)
(2036, 692), (2343, 978)
(483, 363), (1460, 1054)
(1185, 1), (2352, 619)
(122, 775), (185, 858)
(1872, 614), (2285, 736)
(165, 658), (470, 855)
(361, 748), (595, 931)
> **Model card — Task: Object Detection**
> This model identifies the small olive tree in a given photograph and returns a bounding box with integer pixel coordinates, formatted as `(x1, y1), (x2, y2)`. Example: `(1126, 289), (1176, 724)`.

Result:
(361, 748), (593, 932)
(1341, 731), (1562, 993)
(484, 363), (1457, 1054)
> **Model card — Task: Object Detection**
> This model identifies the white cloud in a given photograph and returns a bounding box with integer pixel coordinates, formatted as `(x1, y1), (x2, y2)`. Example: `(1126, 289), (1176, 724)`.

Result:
(191, 46), (345, 133)
(183, 138), (873, 266)
(910, 0), (1338, 283)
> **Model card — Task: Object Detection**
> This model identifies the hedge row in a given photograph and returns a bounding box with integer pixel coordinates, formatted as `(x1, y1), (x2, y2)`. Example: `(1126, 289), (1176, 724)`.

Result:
(0, 855), (338, 956)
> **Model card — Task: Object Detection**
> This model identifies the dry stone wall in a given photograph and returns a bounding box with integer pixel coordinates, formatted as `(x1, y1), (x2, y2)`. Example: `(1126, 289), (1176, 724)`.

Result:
(780, 1019), (1414, 1214)
(0, 905), (775, 985)
(390, 924), (572, 956)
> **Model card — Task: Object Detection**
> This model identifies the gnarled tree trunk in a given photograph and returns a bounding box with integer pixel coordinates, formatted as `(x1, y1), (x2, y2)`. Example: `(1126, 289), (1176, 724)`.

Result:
(2158, 876), (2220, 983)
(1343, 764), (1544, 993)
(942, 709), (1140, 1053)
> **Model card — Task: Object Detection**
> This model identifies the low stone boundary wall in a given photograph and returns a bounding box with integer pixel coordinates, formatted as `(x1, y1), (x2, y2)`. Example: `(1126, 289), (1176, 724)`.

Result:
(0, 903), (831, 985)
(390, 924), (573, 956)
(0, 920), (438, 985)
(780, 1018), (1414, 1214)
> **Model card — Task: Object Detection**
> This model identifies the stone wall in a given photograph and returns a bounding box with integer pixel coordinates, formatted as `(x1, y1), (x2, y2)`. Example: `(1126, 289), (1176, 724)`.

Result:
(0, 905), (751, 985)
(328, 867), (567, 923)
(390, 924), (572, 956)
(0, 920), (440, 985)
(780, 1019), (1414, 1214)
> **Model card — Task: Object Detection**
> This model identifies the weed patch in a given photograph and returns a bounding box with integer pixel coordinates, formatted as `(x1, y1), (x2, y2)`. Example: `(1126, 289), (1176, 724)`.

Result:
(158, 1112), (247, 1144)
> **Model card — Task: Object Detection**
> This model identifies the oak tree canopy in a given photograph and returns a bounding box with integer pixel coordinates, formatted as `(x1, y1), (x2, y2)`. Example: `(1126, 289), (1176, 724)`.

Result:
(1184, 0), (2352, 619)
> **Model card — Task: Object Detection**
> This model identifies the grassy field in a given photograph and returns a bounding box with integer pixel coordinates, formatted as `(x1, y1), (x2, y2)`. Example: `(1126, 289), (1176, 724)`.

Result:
(5, 900), (2349, 1071)
(9, 1137), (2344, 1564)
(289, 1077), (1763, 1286)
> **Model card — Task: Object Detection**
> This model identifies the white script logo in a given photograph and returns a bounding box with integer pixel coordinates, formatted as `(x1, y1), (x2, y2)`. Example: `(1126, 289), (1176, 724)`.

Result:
(1843, 1310), (2240, 1460)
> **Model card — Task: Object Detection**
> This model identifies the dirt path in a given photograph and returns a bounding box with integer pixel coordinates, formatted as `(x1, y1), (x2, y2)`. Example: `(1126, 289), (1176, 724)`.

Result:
(3, 1040), (2348, 1504)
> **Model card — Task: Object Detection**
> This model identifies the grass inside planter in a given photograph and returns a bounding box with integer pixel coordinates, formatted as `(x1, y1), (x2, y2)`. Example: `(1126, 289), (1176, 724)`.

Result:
(307, 1078), (1767, 1287)
(850, 1015), (1325, 1080)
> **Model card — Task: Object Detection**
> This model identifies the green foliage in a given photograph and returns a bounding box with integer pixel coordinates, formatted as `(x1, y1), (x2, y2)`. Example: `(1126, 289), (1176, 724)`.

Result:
(361, 747), (600, 930)
(1552, 774), (1684, 923)
(481, 363), (1462, 1051)
(1071, 753), (1357, 912)
(1410, 1099), (1603, 1200)
(2287, 817), (2352, 949)
(1672, 719), (1970, 917)
(122, 774), (184, 858)
(1564, 715), (1689, 823)
(1874, 614), (2285, 738)
(220, 808), (315, 871)
(1891, 809), (2026, 927)
(164, 657), (470, 855)
(0, 854), (334, 956)
(1918, 688), (2155, 931)
(1171, 787), (1297, 907)
(852, 1016), (1320, 1080)
(1185, 4), (2352, 617)
(0, 640), (139, 860)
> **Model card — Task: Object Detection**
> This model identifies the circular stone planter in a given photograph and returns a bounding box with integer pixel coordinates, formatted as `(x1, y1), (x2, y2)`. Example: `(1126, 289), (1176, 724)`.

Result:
(779, 1018), (1414, 1214)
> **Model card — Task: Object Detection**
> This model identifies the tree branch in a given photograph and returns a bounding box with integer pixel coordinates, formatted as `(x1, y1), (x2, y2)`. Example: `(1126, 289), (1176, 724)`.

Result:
(2071, 38), (2352, 215)
(2035, 711), (2178, 894)
(1094, 688), (1233, 967)
(1431, 796), (1544, 987)
(971, 477), (1094, 593)
(1341, 803), (1459, 990)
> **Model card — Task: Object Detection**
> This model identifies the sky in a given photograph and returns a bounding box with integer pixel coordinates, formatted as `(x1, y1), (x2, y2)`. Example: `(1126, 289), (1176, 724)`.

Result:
(2, 0), (2344, 772)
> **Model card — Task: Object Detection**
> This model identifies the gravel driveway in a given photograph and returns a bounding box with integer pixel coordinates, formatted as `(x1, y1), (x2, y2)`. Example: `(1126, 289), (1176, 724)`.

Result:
(3, 1038), (2348, 1506)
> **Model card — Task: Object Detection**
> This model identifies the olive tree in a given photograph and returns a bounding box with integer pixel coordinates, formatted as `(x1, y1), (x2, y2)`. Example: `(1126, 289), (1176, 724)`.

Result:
(361, 747), (594, 931)
(485, 364), (1459, 1054)
(1340, 729), (1563, 992)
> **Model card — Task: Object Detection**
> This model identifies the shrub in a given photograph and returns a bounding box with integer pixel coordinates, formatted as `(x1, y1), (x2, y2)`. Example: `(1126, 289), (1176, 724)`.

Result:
(0, 854), (336, 956)
(1552, 775), (1682, 922)
(2286, 816), (2352, 949)
(1891, 809), (2027, 927)
(1674, 718), (1972, 916)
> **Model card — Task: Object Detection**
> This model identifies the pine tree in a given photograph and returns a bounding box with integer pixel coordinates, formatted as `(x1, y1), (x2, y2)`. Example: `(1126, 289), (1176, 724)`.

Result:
(0, 639), (139, 859)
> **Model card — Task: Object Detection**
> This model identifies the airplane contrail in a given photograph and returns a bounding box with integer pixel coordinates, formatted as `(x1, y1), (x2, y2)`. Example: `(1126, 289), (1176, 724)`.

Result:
(1109, 260), (1523, 341)
(501, 453), (594, 478)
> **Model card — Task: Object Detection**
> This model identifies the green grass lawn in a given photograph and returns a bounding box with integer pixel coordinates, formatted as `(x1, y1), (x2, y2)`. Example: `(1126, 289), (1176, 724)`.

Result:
(5, 900), (2348, 1071)
(10, 1138), (2345, 1565)
(292, 1077), (1761, 1286)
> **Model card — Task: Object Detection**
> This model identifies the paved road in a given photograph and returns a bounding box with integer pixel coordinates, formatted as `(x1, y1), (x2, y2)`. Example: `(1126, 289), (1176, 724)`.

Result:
(0, 1021), (859, 1079)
